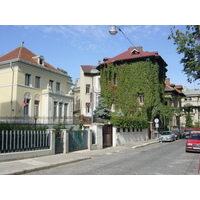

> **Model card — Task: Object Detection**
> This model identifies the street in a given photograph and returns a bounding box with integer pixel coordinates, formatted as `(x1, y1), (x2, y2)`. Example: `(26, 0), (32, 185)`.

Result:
(25, 139), (200, 175)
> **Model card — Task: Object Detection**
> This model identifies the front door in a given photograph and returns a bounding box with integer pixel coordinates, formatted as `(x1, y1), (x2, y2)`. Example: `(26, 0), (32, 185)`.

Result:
(103, 124), (113, 148)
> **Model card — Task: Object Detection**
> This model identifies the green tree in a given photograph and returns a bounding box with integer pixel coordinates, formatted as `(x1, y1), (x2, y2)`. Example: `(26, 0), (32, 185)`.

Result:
(57, 68), (68, 74)
(93, 97), (112, 123)
(168, 25), (200, 82)
(185, 112), (193, 127)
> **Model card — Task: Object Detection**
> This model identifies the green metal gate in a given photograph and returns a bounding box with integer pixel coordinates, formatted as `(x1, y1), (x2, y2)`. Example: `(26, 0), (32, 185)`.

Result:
(68, 130), (88, 152)
(55, 131), (63, 154)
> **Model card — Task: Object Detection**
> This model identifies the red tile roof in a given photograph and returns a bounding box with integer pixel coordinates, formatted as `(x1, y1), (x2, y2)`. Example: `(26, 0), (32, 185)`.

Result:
(165, 78), (185, 96)
(0, 46), (61, 73)
(81, 65), (97, 73)
(99, 46), (165, 65)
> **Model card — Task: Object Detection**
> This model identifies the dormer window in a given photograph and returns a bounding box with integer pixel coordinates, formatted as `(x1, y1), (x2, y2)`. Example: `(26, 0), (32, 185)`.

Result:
(38, 55), (44, 65)
(32, 55), (45, 66)
(131, 49), (139, 55)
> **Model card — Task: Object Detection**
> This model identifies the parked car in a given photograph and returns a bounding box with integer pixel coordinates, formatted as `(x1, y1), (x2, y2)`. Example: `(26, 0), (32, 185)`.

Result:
(172, 130), (182, 140)
(184, 129), (194, 139)
(185, 133), (200, 152)
(180, 130), (185, 138)
(159, 131), (176, 142)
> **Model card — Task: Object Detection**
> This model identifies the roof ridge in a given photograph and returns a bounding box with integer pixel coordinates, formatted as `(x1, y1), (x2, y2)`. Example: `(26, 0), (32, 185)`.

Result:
(18, 46), (23, 59)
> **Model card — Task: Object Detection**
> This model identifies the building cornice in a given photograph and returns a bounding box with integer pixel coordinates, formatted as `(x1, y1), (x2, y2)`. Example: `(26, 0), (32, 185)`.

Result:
(0, 58), (73, 83)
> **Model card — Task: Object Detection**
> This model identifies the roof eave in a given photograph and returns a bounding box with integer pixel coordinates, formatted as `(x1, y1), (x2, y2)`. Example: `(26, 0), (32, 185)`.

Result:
(0, 58), (72, 79)
(97, 54), (167, 69)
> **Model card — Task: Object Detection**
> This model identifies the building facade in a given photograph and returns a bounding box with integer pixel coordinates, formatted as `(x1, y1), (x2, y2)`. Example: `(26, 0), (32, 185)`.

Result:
(76, 46), (168, 124)
(181, 87), (200, 126)
(78, 65), (100, 123)
(0, 45), (74, 125)
(164, 78), (185, 130)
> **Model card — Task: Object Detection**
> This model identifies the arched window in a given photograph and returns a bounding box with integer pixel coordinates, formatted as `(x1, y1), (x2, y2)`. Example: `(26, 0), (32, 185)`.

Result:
(34, 94), (40, 118)
(24, 92), (31, 116)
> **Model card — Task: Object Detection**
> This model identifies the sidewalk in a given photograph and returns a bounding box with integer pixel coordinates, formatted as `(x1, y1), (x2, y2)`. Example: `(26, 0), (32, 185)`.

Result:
(0, 139), (159, 175)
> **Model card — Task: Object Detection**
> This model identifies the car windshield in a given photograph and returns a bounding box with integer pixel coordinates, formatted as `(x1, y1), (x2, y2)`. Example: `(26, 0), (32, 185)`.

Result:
(188, 134), (200, 140)
(161, 132), (171, 135)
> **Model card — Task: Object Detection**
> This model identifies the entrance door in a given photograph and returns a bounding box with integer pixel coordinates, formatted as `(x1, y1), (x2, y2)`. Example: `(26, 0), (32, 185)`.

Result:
(103, 124), (113, 148)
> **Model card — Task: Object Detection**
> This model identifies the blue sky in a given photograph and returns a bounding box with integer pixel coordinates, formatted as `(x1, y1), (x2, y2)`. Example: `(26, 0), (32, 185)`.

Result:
(0, 25), (198, 89)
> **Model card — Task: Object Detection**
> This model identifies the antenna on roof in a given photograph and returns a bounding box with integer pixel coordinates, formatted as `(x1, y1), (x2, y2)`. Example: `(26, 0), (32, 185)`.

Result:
(21, 41), (24, 47)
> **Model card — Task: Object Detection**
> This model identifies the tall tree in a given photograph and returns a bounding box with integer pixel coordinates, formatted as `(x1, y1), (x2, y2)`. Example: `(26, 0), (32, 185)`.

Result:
(93, 97), (112, 123)
(168, 25), (200, 83)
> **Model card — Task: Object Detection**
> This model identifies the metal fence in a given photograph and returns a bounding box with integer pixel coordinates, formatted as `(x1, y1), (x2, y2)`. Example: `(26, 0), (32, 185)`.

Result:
(68, 130), (88, 152)
(0, 130), (50, 153)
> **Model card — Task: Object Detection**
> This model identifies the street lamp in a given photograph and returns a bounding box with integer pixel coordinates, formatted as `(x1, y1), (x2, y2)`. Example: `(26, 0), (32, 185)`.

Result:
(109, 25), (135, 47)
(109, 25), (118, 35)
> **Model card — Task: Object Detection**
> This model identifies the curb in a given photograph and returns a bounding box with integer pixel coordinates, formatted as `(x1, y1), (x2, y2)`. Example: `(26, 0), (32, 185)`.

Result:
(132, 140), (159, 149)
(5, 157), (92, 175)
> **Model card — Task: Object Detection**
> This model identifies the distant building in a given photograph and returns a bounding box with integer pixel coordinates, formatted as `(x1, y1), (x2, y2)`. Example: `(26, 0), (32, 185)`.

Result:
(0, 45), (74, 124)
(73, 78), (81, 124)
(79, 65), (100, 123)
(165, 78), (185, 130)
(181, 87), (200, 126)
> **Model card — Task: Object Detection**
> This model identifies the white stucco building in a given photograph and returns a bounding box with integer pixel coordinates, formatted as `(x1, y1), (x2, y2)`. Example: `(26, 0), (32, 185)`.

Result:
(0, 45), (74, 124)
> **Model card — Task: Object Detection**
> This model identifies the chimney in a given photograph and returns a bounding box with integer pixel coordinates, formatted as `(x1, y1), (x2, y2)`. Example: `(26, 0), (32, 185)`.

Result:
(165, 78), (170, 85)
(128, 46), (143, 52)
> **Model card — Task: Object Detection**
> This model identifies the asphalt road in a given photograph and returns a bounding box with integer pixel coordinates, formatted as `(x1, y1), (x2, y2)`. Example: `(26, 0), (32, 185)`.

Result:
(25, 139), (200, 175)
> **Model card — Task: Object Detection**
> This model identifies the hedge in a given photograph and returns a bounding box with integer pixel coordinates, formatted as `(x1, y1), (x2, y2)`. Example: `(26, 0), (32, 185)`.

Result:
(110, 116), (148, 129)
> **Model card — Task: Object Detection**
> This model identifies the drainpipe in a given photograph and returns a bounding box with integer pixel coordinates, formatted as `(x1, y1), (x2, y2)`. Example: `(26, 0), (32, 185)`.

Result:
(10, 62), (14, 120)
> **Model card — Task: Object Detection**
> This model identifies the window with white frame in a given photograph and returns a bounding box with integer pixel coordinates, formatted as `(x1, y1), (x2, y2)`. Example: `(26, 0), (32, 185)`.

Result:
(86, 103), (90, 114)
(64, 103), (68, 119)
(59, 103), (63, 119)
(49, 80), (54, 90)
(25, 74), (31, 86)
(24, 99), (30, 115)
(53, 102), (57, 118)
(56, 82), (61, 92)
(86, 84), (90, 94)
(35, 76), (40, 88)
(34, 100), (39, 117)
(138, 93), (144, 104)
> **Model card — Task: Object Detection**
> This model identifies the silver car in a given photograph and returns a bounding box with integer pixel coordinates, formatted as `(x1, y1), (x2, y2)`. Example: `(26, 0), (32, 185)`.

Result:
(159, 131), (176, 142)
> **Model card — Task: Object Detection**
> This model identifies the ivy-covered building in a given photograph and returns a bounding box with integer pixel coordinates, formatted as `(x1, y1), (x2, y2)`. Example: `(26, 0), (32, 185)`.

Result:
(97, 46), (168, 126)
(165, 78), (185, 130)
(77, 46), (184, 131)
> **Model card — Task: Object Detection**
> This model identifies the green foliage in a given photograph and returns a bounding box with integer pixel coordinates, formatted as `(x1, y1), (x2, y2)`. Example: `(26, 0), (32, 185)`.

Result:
(194, 121), (200, 127)
(57, 68), (68, 74)
(100, 60), (166, 121)
(185, 112), (193, 127)
(53, 123), (65, 131)
(168, 25), (200, 82)
(78, 121), (83, 130)
(94, 97), (112, 123)
(0, 123), (48, 131)
(110, 116), (148, 129)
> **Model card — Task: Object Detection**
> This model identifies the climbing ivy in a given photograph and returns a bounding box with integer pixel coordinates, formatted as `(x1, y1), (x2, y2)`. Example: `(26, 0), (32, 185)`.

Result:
(100, 59), (167, 123)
